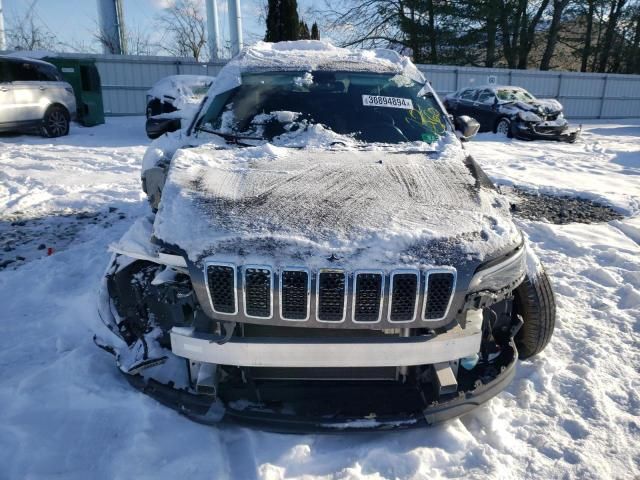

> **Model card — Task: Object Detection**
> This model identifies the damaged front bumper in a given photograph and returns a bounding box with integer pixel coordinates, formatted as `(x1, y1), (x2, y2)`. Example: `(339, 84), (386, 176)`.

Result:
(98, 274), (521, 431)
(514, 120), (581, 142)
(120, 342), (517, 433)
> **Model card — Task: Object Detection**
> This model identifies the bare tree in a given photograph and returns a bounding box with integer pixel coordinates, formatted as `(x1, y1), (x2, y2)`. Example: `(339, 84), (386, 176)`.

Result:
(125, 24), (157, 56)
(6, 6), (59, 51)
(156, 0), (208, 60)
(540, 0), (572, 69)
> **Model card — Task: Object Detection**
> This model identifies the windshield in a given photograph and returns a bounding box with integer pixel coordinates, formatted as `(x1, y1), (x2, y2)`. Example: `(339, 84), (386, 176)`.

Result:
(496, 88), (535, 103)
(197, 72), (450, 144)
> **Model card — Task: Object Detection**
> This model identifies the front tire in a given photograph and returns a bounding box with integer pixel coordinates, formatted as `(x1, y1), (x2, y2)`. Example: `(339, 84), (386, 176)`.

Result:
(42, 105), (70, 138)
(513, 268), (556, 359)
(495, 118), (513, 138)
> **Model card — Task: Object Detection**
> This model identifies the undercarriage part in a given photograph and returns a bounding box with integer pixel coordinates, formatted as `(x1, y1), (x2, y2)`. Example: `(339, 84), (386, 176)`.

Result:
(195, 362), (219, 396)
(433, 362), (458, 395)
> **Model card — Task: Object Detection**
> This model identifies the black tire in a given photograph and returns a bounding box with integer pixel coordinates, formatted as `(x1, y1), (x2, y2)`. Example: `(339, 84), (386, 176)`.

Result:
(42, 105), (70, 138)
(495, 118), (513, 138)
(513, 267), (556, 359)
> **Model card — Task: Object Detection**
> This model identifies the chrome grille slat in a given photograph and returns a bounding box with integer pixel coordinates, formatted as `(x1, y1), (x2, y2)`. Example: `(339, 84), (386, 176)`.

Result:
(205, 262), (237, 315)
(353, 271), (384, 323)
(244, 266), (273, 318)
(280, 269), (310, 321)
(202, 262), (456, 326)
(388, 270), (419, 322)
(316, 270), (347, 322)
(423, 269), (456, 321)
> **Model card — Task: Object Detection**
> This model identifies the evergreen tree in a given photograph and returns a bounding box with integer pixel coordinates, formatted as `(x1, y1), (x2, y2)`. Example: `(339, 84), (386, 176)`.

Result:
(299, 20), (311, 39)
(265, 0), (301, 42)
(311, 22), (320, 40)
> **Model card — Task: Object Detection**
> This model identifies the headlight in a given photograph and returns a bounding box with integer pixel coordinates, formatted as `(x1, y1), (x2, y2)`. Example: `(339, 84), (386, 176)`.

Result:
(468, 247), (526, 293)
(518, 111), (542, 122)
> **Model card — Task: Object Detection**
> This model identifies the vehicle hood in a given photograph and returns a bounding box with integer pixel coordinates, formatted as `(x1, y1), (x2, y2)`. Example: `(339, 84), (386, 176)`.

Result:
(152, 140), (520, 268)
(501, 98), (563, 116)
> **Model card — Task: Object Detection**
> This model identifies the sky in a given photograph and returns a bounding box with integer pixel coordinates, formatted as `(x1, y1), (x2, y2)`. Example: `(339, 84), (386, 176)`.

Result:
(3, 0), (321, 56)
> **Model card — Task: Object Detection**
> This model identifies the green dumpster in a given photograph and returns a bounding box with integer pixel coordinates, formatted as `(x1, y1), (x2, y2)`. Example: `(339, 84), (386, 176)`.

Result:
(44, 57), (105, 126)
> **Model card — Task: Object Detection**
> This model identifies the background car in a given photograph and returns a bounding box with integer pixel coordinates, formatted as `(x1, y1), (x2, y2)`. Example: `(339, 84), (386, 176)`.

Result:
(0, 55), (77, 137)
(145, 74), (214, 139)
(444, 85), (580, 142)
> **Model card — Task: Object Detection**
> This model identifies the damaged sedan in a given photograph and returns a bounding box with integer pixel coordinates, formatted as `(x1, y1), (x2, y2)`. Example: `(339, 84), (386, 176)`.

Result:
(97, 41), (556, 432)
(445, 85), (580, 142)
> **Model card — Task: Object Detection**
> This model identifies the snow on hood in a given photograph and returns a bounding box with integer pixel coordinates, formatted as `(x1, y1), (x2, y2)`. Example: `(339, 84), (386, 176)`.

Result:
(147, 75), (214, 110)
(152, 135), (519, 267)
(500, 99), (563, 115)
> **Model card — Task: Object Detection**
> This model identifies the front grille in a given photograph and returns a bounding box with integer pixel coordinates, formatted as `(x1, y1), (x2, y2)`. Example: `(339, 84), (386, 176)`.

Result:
(389, 272), (418, 321)
(317, 271), (346, 321)
(203, 263), (456, 326)
(353, 272), (383, 322)
(281, 270), (309, 320)
(206, 264), (236, 314)
(424, 272), (455, 320)
(244, 267), (272, 318)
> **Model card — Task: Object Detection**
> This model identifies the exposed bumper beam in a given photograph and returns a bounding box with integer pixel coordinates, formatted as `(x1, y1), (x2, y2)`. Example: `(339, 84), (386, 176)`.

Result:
(170, 310), (483, 368)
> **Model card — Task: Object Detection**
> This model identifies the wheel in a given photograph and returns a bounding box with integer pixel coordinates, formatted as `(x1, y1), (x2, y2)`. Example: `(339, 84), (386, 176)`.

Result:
(495, 118), (513, 138)
(42, 105), (70, 138)
(513, 267), (556, 359)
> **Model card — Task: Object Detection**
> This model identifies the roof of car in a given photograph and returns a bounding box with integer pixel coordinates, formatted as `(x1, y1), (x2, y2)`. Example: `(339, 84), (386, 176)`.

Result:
(0, 54), (57, 69)
(232, 41), (424, 81)
(459, 85), (527, 92)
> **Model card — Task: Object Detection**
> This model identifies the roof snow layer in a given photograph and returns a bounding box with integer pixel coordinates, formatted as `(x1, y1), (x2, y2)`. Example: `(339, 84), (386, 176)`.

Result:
(197, 41), (426, 121)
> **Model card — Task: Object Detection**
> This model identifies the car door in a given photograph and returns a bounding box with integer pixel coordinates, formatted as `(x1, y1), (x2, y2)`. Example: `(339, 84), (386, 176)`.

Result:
(0, 59), (19, 124)
(471, 88), (498, 131)
(8, 61), (46, 121)
(457, 88), (479, 118)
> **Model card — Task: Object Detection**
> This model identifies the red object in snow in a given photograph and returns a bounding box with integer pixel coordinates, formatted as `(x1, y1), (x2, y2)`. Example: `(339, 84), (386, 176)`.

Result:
(47, 247), (54, 256)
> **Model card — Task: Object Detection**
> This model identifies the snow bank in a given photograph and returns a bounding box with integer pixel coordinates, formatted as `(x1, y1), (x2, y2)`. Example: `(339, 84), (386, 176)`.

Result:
(0, 118), (639, 479)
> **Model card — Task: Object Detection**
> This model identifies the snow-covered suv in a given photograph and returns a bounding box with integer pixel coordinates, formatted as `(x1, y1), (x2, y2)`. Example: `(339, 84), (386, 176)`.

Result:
(97, 41), (555, 431)
(0, 56), (76, 137)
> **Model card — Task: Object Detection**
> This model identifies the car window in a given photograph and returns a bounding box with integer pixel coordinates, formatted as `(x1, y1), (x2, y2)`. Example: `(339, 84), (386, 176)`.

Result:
(460, 88), (477, 101)
(10, 62), (41, 82)
(37, 64), (63, 82)
(0, 60), (9, 83)
(477, 89), (495, 104)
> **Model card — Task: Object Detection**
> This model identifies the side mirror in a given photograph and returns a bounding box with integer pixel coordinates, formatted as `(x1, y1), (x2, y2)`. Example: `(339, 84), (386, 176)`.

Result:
(454, 115), (480, 141)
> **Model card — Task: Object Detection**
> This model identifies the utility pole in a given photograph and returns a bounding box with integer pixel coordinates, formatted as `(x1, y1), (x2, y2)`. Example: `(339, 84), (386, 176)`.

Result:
(205, 0), (220, 60)
(0, 0), (6, 51)
(97, 0), (126, 54)
(228, 0), (243, 57)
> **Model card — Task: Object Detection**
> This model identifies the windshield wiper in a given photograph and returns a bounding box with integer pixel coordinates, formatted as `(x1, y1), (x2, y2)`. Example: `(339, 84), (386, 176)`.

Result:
(196, 126), (264, 144)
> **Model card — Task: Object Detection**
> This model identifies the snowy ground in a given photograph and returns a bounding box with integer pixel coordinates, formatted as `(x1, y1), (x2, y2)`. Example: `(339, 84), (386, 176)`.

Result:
(0, 118), (638, 479)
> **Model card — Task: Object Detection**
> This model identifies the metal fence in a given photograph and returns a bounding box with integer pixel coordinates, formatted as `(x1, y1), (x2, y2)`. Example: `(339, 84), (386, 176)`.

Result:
(91, 53), (227, 116)
(6, 51), (638, 119)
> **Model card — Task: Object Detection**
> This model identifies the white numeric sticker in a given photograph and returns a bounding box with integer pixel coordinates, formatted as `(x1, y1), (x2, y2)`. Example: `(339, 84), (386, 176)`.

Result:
(362, 95), (414, 110)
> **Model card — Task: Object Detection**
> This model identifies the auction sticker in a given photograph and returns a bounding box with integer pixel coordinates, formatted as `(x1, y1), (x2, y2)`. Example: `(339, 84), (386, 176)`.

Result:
(362, 95), (413, 110)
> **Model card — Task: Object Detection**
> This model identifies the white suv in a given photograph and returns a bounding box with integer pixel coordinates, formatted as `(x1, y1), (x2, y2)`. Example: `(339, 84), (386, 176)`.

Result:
(0, 56), (77, 137)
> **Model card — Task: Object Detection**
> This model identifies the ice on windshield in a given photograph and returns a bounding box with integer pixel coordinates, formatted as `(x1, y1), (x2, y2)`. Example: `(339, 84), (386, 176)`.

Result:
(198, 72), (450, 145)
(496, 88), (535, 103)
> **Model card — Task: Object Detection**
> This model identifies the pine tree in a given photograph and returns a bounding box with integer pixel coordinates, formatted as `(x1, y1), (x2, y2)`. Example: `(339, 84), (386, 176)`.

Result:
(311, 22), (320, 40)
(265, 0), (301, 42)
(299, 20), (311, 39)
